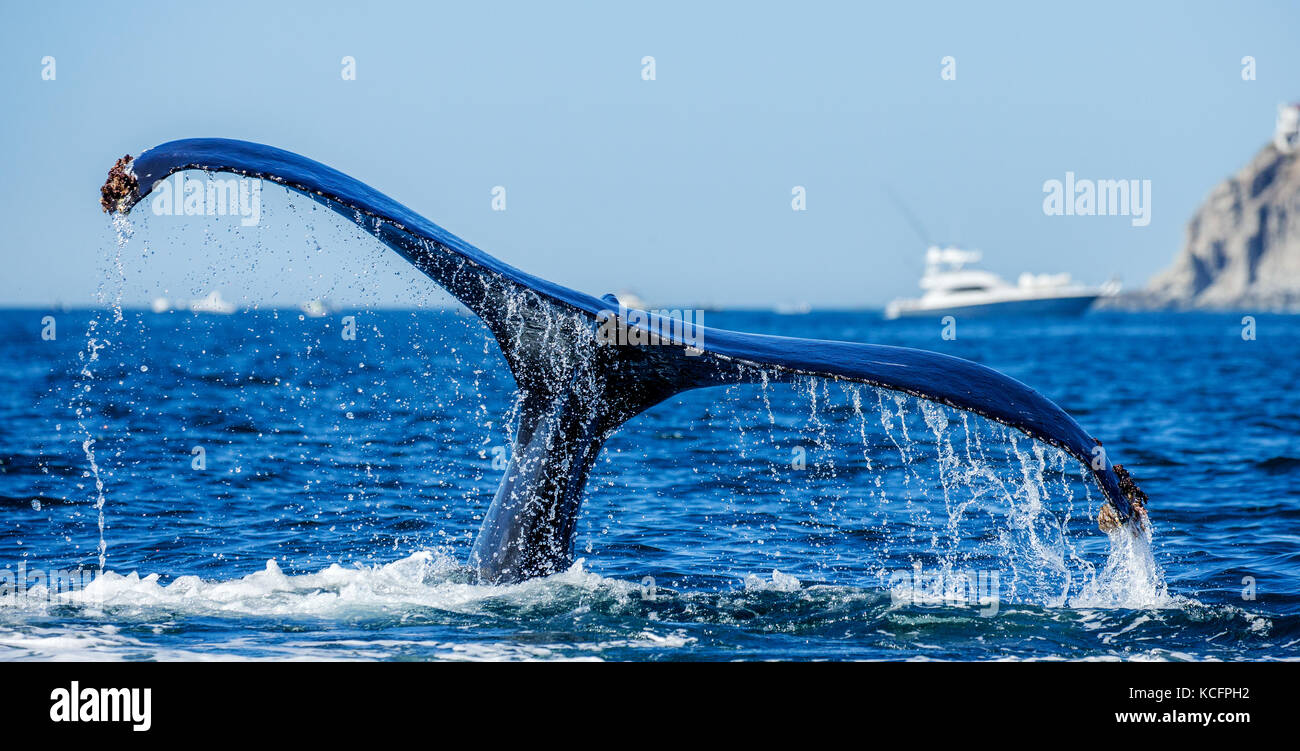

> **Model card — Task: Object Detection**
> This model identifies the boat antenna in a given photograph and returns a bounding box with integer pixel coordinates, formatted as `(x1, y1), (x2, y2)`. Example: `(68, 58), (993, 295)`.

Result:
(883, 186), (932, 247)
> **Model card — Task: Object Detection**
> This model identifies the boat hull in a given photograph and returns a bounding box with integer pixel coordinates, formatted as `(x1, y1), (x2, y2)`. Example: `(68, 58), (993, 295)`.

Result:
(885, 293), (1101, 320)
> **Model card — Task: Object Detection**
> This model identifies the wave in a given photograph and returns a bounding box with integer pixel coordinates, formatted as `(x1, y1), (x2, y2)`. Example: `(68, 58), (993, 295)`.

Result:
(1, 540), (1268, 661)
(1255, 455), (1300, 473)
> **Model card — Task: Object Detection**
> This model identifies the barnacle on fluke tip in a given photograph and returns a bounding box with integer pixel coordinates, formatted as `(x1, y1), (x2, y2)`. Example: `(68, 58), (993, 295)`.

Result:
(99, 154), (137, 213)
(1099, 464), (1149, 532)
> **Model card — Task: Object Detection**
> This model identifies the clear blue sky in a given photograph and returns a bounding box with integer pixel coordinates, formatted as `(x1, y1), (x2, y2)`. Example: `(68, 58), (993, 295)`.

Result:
(1, 0), (1297, 308)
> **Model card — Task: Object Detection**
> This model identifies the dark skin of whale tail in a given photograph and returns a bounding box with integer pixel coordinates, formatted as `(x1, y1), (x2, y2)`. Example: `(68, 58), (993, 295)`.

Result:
(101, 139), (1148, 583)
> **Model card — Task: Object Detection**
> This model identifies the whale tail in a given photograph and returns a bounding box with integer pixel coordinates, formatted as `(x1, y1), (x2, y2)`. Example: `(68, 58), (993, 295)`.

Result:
(103, 139), (1147, 583)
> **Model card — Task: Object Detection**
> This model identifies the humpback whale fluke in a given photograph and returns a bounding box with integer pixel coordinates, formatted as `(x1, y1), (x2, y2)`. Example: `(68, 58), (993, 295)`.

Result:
(101, 138), (1148, 583)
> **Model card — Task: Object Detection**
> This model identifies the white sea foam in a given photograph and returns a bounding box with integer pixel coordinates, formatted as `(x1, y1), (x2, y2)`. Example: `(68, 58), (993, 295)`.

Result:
(0, 551), (705, 660)
(1, 550), (639, 619)
(743, 569), (802, 592)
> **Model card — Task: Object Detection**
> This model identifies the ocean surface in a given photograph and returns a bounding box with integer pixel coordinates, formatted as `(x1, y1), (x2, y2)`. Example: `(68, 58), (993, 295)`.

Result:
(2, 306), (1297, 661)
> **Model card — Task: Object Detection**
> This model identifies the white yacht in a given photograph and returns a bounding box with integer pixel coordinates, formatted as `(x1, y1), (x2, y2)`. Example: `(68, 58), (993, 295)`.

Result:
(884, 246), (1117, 320)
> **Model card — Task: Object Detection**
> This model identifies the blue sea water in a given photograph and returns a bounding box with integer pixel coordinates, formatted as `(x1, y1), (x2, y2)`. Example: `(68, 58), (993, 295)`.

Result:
(1, 305), (1297, 661)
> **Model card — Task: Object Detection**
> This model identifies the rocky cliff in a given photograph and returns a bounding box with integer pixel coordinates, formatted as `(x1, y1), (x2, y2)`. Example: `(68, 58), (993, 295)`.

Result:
(1132, 142), (1300, 310)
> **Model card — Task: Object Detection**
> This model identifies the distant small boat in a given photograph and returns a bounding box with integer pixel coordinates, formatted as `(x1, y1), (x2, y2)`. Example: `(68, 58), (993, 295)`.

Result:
(299, 299), (332, 317)
(884, 246), (1117, 320)
(614, 289), (648, 310)
(189, 290), (237, 315)
(150, 297), (172, 313)
(774, 302), (812, 315)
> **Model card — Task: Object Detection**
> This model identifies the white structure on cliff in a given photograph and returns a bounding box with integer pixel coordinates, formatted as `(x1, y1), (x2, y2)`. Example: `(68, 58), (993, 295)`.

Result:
(1275, 103), (1299, 154)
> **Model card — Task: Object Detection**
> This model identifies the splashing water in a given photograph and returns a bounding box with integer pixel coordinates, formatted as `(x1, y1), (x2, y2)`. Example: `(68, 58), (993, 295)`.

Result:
(16, 185), (1284, 662)
(73, 191), (1172, 607)
(59, 214), (136, 576)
